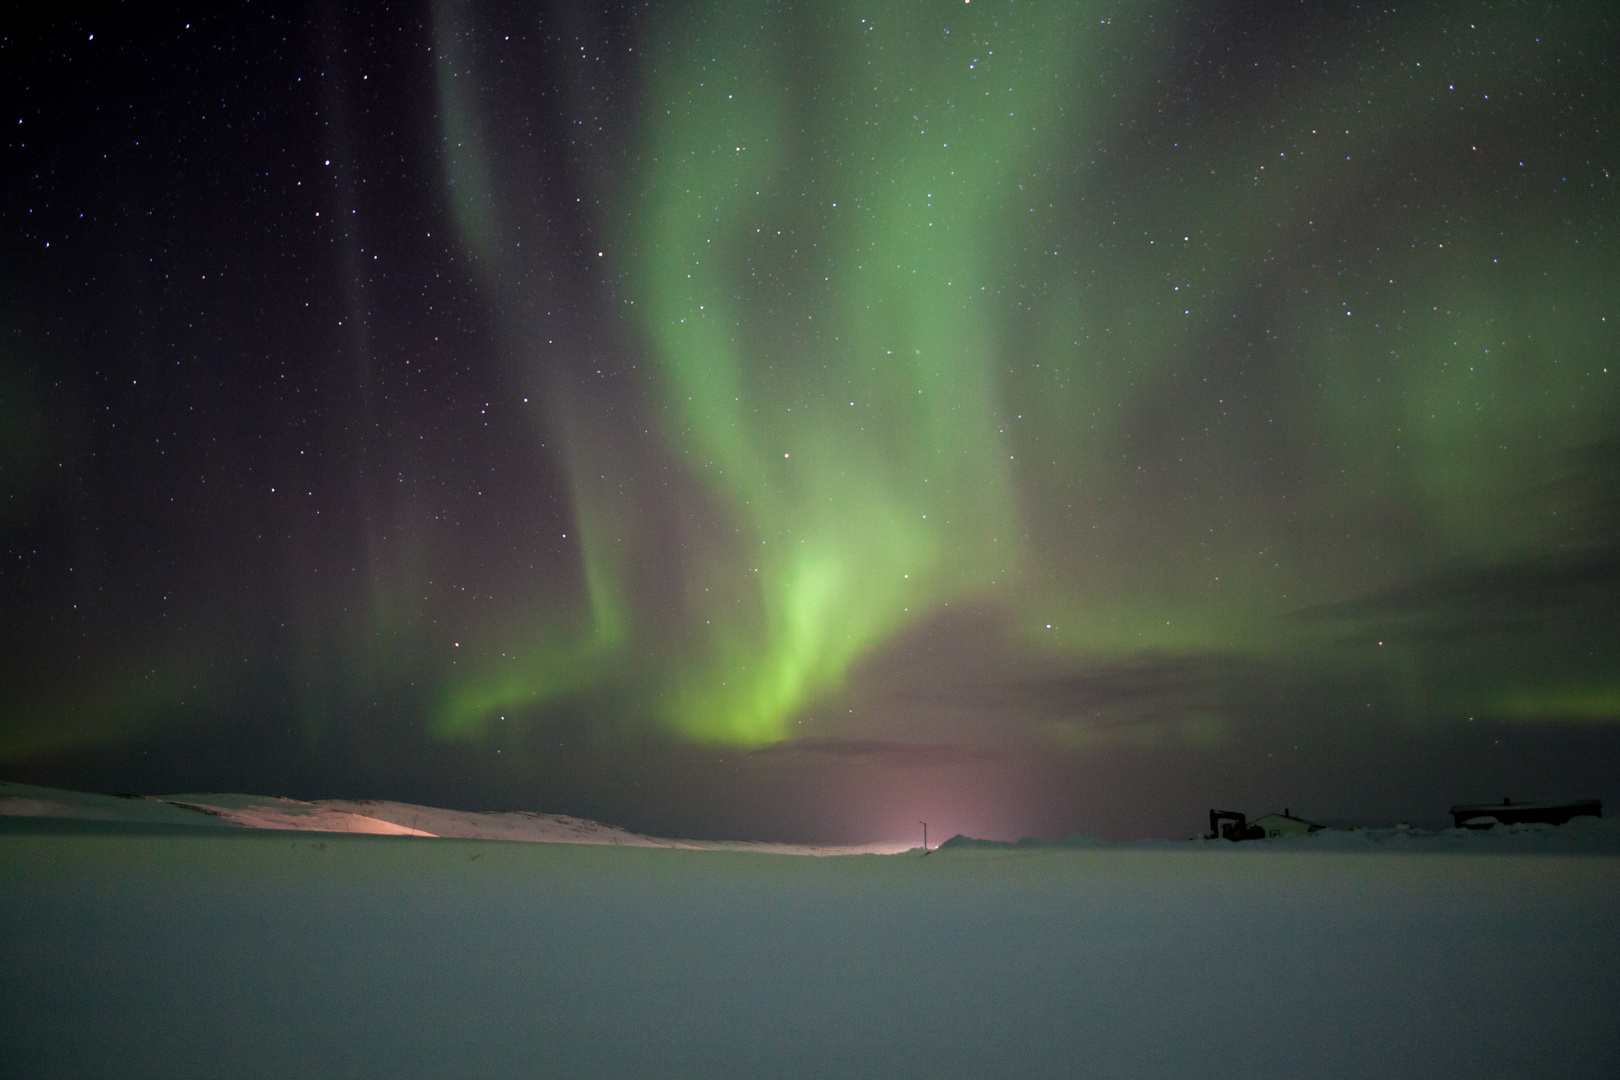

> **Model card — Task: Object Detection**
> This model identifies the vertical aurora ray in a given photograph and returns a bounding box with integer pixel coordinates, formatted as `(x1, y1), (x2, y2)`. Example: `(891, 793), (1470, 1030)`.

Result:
(614, 2), (1115, 741)
(426, 0), (637, 739)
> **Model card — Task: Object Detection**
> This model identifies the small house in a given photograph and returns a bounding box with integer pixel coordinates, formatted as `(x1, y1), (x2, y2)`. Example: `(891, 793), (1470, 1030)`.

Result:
(1449, 798), (1601, 829)
(1250, 809), (1324, 838)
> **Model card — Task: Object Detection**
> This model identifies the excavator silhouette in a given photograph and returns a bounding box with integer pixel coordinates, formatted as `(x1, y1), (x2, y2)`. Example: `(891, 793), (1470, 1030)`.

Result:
(1207, 809), (1266, 841)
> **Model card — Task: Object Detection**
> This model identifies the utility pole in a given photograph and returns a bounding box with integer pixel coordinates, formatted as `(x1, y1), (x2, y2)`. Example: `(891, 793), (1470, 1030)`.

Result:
(919, 820), (928, 851)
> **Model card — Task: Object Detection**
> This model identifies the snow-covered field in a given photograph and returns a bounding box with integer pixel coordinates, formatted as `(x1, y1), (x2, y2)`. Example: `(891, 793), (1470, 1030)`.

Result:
(2, 791), (1617, 1078)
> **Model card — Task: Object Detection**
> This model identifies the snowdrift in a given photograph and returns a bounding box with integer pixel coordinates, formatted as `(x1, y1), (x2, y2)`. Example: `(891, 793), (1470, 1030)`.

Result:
(0, 781), (909, 854)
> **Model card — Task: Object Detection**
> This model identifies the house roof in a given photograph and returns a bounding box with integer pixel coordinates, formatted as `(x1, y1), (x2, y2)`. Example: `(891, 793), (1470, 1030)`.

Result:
(1252, 811), (1323, 828)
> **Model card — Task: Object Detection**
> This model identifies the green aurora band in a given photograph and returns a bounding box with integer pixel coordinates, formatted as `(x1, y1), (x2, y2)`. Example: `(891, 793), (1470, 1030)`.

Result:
(427, 1), (1615, 746)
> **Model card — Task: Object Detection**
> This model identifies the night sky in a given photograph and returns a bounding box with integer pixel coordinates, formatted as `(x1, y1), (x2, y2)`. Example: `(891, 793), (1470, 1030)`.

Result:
(4, 1), (1617, 843)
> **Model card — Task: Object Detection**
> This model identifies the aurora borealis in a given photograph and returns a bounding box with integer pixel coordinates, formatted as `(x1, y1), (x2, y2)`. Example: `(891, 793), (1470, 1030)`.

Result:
(3, 2), (1617, 841)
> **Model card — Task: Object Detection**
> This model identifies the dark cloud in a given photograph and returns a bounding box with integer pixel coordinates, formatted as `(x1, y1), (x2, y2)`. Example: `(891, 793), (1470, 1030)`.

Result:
(749, 739), (1001, 765)
(1291, 543), (1620, 640)
(1293, 437), (1620, 639)
(981, 654), (1268, 725)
